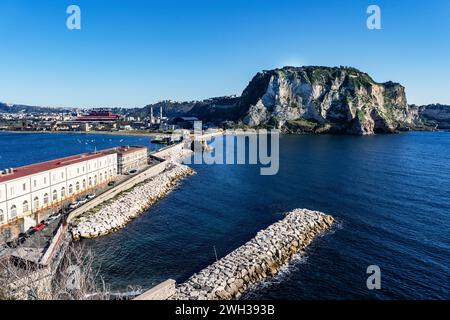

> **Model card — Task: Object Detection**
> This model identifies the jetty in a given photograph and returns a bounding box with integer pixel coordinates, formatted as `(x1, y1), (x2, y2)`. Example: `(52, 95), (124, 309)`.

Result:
(135, 208), (334, 300)
(67, 130), (224, 240)
(70, 163), (194, 240)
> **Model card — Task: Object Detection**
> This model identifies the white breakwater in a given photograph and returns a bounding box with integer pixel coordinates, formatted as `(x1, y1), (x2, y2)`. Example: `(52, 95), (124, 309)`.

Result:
(70, 164), (195, 240)
(172, 209), (334, 300)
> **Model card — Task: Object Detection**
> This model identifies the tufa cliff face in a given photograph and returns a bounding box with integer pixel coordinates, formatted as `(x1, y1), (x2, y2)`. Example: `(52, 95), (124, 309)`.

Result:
(414, 104), (450, 129)
(239, 66), (419, 135)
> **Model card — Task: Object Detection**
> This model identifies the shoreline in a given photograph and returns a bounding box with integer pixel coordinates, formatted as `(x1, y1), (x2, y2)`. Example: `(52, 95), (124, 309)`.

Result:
(0, 129), (163, 137)
(70, 163), (195, 240)
(0, 128), (444, 139)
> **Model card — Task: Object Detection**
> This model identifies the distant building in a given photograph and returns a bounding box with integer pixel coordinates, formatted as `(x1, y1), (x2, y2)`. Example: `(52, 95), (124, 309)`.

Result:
(117, 146), (148, 174)
(76, 109), (121, 122)
(119, 125), (132, 131)
(80, 123), (90, 132)
(172, 117), (199, 129)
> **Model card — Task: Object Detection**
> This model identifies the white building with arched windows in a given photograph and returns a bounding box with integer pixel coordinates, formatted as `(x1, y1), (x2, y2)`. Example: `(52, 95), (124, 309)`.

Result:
(0, 146), (148, 241)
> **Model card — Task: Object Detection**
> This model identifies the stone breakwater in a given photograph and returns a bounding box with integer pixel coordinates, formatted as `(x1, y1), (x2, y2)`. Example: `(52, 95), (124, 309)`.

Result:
(172, 209), (334, 300)
(70, 164), (195, 240)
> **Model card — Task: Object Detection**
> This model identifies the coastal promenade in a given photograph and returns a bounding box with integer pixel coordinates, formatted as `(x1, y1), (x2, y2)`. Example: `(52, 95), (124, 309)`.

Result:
(70, 163), (194, 239)
(68, 142), (195, 239)
(66, 160), (167, 225)
(67, 142), (191, 225)
(67, 131), (225, 239)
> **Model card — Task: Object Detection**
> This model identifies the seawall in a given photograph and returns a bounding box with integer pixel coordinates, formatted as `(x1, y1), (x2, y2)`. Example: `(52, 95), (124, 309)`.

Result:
(70, 163), (194, 240)
(171, 208), (334, 300)
(68, 142), (194, 240)
(67, 161), (169, 224)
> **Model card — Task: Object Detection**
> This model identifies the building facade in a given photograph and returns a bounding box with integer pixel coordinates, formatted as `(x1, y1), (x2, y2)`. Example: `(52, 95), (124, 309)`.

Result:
(117, 147), (148, 174)
(0, 146), (148, 241)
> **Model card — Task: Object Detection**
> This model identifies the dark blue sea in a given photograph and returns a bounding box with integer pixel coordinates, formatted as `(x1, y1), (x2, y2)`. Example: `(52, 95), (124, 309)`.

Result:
(0, 131), (449, 299)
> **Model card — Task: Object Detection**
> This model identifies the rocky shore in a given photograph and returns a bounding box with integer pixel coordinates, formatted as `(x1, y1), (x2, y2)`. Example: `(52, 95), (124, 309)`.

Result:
(172, 208), (334, 300)
(70, 164), (195, 240)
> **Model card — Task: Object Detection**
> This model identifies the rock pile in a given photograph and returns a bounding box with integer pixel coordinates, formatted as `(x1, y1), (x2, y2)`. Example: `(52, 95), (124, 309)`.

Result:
(172, 209), (334, 300)
(70, 164), (194, 240)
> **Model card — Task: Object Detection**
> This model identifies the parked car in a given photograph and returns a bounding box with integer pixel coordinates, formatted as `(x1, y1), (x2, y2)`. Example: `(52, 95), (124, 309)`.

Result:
(78, 198), (88, 205)
(34, 223), (45, 232)
(108, 181), (116, 186)
(87, 193), (96, 200)
(46, 214), (60, 224)
(69, 202), (79, 209)
(129, 169), (138, 175)
(18, 233), (28, 243)
(18, 236), (27, 245)
(27, 227), (36, 236)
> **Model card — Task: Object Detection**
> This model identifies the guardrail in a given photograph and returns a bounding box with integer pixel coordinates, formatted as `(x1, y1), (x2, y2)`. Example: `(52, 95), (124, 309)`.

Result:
(40, 222), (66, 265)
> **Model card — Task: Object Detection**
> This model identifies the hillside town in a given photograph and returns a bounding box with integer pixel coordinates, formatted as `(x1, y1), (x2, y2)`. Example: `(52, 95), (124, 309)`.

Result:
(0, 107), (202, 133)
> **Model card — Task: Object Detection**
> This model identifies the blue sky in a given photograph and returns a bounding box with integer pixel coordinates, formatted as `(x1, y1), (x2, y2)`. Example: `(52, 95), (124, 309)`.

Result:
(0, 0), (449, 108)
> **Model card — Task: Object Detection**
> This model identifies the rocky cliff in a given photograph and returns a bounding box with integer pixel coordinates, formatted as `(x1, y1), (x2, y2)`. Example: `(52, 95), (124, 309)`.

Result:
(238, 66), (421, 135)
(413, 104), (450, 129)
(3, 66), (447, 135)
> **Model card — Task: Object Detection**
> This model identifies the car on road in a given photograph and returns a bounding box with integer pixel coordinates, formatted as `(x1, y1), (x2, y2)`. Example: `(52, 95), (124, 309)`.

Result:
(129, 169), (138, 175)
(18, 236), (27, 245)
(34, 223), (45, 232)
(46, 213), (61, 224)
(26, 227), (36, 236)
(46, 216), (56, 224)
(87, 193), (96, 200)
(78, 198), (88, 205)
(69, 202), (80, 209)
(108, 181), (116, 186)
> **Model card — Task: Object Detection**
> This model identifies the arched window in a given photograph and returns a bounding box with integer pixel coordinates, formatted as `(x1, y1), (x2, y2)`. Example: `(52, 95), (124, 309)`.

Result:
(69, 184), (73, 194)
(88, 177), (92, 186)
(34, 196), (39, 209)
(23, 201), (29, 213)
(0, 209), (4, 224)
(82, 179), (86, 189)
(76, 182), (80, 192)
(52, 190), (58, 201)
(10, 205), (17, 219)
(44, 193), (49, 204)
(109, 169), (112, 177)
(100, 173), (103, 182)
(61, 187), (66, 198)
(94, 175), (98, 185)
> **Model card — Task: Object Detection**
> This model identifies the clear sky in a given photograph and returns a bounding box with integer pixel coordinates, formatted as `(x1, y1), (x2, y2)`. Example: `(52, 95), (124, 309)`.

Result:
(0, 0), (449, 108)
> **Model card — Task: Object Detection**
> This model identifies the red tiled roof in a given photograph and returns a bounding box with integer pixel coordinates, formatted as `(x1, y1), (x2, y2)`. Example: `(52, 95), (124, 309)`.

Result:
(0, 146), (147, 183)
